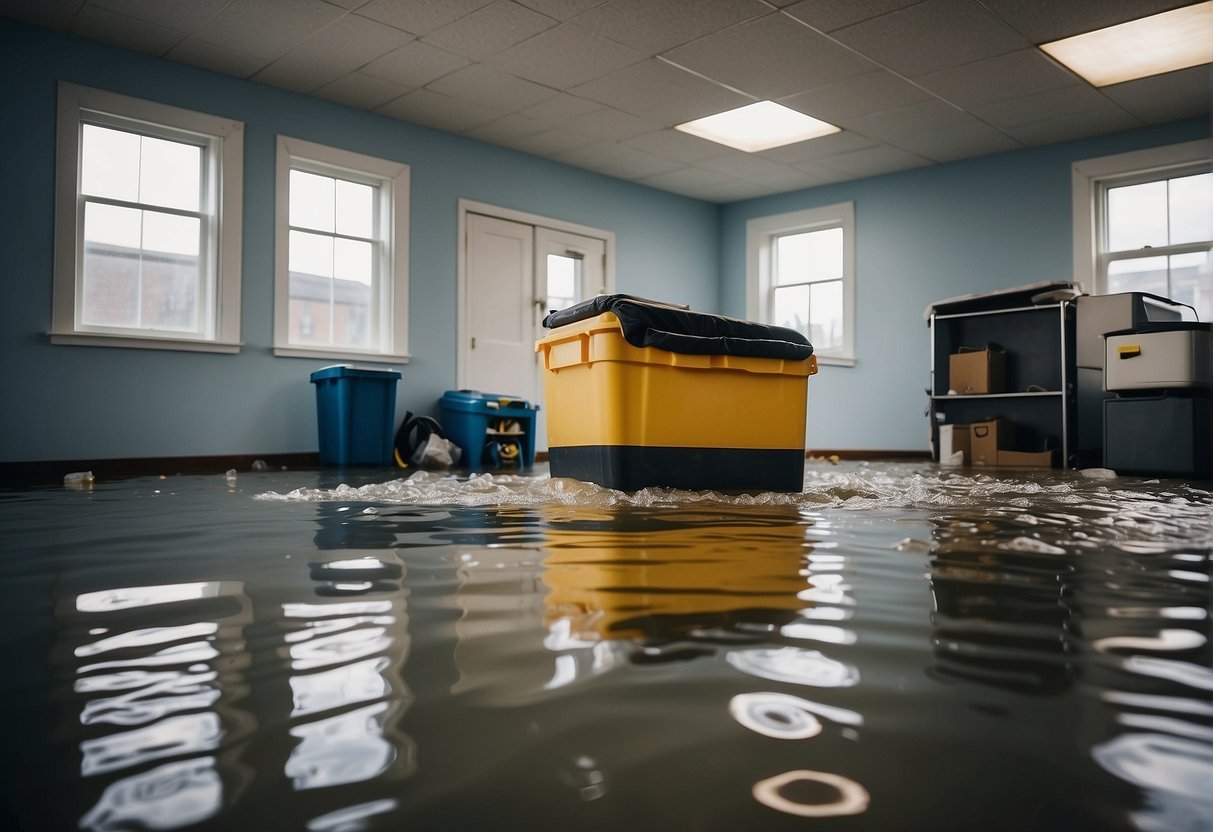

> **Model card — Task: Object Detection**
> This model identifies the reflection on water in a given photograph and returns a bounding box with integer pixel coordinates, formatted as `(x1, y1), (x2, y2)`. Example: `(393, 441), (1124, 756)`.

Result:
(61, 580), (254, 830)
(1, 463), (1209, 830)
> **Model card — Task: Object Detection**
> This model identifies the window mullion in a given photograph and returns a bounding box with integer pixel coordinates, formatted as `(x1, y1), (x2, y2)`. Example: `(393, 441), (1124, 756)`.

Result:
(287, 224), (373, 246)
(83, 194), (207, 222)
(1105, 241), (1212, 259)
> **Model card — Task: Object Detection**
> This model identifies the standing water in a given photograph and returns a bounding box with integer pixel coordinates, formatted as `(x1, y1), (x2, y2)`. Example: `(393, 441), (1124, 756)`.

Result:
(1, 462), (1210, 831)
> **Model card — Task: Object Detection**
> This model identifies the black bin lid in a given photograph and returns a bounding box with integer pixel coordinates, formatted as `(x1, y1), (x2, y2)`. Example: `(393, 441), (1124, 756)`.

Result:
(542, 294), (814, 361)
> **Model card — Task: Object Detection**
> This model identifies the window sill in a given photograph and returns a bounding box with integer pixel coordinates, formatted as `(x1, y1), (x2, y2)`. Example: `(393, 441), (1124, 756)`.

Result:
(273, 345), (410, 364)
(50, 331), (242, 354)
(816, 355), (855, 367)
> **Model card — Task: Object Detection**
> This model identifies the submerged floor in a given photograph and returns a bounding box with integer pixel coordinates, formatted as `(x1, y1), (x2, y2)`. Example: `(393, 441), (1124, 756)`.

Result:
(1, 462), (1210, 831)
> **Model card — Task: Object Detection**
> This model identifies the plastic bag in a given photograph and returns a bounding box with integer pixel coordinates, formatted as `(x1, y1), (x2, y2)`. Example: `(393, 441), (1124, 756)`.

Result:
(412, 433), (462, 468)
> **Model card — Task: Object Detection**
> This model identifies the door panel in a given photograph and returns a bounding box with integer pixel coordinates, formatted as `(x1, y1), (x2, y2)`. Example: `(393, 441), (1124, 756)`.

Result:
(463, 211), (611, 454)
(465, 214), (533, 399)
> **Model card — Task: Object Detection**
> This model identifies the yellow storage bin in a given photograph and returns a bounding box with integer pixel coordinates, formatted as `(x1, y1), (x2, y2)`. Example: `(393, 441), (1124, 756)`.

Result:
(535, 299), (817, 492)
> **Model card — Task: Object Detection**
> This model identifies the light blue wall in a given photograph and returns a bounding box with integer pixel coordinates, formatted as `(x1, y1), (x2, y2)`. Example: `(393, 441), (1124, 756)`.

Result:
(0, 21), (719, 464)
(2, 21), (1207, 463)
(719, 117), (1210, 451)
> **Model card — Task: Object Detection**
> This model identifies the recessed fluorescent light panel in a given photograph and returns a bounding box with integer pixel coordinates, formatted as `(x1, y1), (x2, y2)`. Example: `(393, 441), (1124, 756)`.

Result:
(1040, 1), (1213, 87)
(675, 101), (840, 153)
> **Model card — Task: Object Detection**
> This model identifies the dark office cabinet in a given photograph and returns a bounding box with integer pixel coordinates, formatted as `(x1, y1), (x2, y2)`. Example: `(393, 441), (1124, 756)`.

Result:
(1104, 394), (1211, 479)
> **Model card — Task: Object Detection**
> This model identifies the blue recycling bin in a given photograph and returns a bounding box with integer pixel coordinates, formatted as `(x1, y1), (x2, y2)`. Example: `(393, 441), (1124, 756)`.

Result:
(440, 390), (538, 469)
(311, 366), (401, 466)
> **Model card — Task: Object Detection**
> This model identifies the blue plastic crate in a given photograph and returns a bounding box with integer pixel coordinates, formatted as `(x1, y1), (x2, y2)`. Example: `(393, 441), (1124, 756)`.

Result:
(310, 366), (401, 466)
(440, 390), (538, 469)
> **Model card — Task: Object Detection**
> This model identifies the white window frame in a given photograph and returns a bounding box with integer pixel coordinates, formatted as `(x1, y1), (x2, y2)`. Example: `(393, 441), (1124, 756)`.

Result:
(1072, 139), (1212, 295)
(274, 135), (410, 362)
(746, 201), (856, 366)
(52, 82), (244, 353)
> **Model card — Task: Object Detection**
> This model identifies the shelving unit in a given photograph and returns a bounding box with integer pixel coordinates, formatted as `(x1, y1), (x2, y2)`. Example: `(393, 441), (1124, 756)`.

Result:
(929, 301), (1076, 467)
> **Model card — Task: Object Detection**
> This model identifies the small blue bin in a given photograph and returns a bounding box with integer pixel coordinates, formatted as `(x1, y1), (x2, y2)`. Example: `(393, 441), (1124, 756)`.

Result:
(440, 390), (539, 469)
(311, 365), (401, 466)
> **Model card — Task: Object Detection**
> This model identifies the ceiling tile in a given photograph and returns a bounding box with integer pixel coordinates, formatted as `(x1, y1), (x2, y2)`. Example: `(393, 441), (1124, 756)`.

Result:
(166, 36), (269, 77)
(355, 0), (495, 36)
(376, 86), (507, 132)
(514, 0), (607, 20)
(782, 0), (924, 33)
(91, 0), (229, 31)
(915, 48), (1079, 109)
(71, 4), (183, 55)
(569, 58), (752, 123)
(817, 144), (931, 177)
(463, 112), (551, 142)
(1100, 64), (1213, 125)
(743, 165), (834, 192)
(314, 71), (412, 110)
(779, 70), (934, 124)
(844, 98), (973, 141)
(421, 0), (555, 60)
(563, 106), (659, 141)
(519, 92), (604, 123)
(635, 167), (739, 200)
(193, 0), (346, 62)
(253, 14), (413, 93)
(971, 85), (1123, 129)
(978, 0), (1197, 43)
(757, 130), (879, 164)
(361, 40), (468, 88)
(1002, 108), (1146, 146)
(830, 0), (1030, 77)
(663, 12), (878, 99)
(484, 22), (644, 88)
(789, 161), (855, 185)
(621, 129), (727, 162)
(0, 0), (85, 29)
(695, 152), (795, 179)
(887, 118), (1023, 162)
(569, 0), (767, 54)
(554, 141), (686, 178)
(14, 0), (1208, 202)
(509, 126), (599, 154)
(426, 63), (556, 109)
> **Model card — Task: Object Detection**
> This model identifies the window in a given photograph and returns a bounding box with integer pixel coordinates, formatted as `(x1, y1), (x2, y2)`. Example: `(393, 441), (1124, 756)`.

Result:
(747, 202), (855, 364)
(52, 83), (244, 351)
(1073, 141), (1212, 320)
(274, 136), (410, 361)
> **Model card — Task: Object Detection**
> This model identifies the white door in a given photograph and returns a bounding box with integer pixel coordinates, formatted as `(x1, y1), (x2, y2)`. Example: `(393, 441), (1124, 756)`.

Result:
(462, 210), (609, 451)
(464, 214), (534, 398)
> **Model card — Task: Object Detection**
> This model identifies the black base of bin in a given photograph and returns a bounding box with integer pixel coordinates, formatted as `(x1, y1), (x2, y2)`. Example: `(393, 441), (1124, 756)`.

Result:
(549, 445), (806, 493)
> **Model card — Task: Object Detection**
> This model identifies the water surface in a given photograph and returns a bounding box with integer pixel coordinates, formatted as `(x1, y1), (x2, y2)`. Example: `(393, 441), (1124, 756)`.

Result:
(2, 462), (1210, 831)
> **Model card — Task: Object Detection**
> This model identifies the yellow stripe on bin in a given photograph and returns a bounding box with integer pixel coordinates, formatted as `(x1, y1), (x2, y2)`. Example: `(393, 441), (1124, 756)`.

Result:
(535, 312), (817, 450)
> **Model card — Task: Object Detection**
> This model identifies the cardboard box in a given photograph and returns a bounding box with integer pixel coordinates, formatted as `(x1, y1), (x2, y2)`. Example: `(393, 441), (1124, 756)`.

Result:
(939, 424), (970, 465)
(997, 449), (1057, 468)
(970, 418), (1015, 465)
(949, 347), (1006, 394)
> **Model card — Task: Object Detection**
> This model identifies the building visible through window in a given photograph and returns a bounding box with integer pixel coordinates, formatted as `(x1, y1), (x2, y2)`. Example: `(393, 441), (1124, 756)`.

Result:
(274, 136), (410, 362)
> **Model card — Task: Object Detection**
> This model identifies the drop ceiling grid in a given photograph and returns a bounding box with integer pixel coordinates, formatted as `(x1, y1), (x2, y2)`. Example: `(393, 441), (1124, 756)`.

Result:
(1, 0), (1207, 202)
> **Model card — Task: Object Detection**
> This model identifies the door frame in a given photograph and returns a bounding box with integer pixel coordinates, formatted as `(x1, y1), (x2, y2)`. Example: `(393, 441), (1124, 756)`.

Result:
(456, 199), (616, 389)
